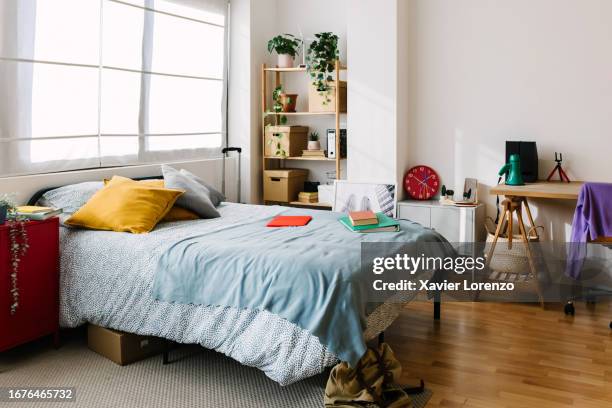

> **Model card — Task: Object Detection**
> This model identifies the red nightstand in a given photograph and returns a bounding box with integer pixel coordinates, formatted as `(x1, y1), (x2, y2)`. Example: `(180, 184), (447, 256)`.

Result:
(0, 217), (60, 351)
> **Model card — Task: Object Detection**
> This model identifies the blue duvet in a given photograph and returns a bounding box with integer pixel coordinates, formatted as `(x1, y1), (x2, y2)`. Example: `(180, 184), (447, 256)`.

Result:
(153, 207), (452, 366)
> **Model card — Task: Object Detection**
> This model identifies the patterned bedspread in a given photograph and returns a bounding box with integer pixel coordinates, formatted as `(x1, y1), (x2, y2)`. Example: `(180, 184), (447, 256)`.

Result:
(59, 203), (425, 385)
(59, 203), (343, 385)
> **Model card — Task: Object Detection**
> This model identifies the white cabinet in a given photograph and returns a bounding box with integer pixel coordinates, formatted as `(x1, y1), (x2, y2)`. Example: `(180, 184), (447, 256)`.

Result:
(398, 200), (486, 251)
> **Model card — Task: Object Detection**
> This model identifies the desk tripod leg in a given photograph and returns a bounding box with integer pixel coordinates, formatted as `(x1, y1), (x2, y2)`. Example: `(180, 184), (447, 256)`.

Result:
(485, 202), (507, 269)
(507, 207), (513, 250)
(522, 198), (538, 240)
(517, 207), (544, 308)
(479, 201), (509, 302)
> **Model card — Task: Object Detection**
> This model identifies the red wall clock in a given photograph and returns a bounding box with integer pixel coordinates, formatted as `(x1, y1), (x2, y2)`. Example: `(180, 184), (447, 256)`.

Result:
(404, 165), (440, 200)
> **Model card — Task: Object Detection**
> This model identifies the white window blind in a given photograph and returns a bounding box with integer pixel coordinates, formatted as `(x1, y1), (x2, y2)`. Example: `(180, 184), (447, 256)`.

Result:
(0, 0), (228, 176)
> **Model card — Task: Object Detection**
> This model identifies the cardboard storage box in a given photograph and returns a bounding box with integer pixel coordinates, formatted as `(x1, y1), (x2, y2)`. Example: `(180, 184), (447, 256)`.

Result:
(87, 324), (166, 366)
(264, 169), (309, 202)
(264, 126), (308, 158)
(309, 81), (347, 113)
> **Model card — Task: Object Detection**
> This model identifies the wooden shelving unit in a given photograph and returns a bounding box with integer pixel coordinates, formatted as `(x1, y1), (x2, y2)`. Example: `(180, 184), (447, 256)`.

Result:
(261, 60), (346, 209)
(288, 201), (332, 208)
(264, 156), (338, 161)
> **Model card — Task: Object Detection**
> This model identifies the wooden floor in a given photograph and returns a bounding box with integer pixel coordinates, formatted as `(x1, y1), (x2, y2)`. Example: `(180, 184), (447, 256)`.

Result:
(387, 301), (612, 408)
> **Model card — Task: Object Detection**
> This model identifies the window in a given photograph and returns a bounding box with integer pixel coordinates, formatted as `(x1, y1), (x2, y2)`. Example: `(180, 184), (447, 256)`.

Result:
(0, 0), (228, 176)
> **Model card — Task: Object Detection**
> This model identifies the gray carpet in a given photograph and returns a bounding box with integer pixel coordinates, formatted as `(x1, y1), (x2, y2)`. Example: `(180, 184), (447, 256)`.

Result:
(0, 332), (432, 408)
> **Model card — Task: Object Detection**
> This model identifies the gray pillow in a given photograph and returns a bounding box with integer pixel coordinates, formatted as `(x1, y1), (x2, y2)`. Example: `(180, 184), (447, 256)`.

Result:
(179, 168), (225, 207)
(38, 181), (104, 214)
(162, 165), (220, 219)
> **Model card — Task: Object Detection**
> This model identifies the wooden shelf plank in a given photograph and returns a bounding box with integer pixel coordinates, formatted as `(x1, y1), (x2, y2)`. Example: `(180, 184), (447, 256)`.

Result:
(264, 111), (338, 116)
(264, 156), (336, 161)
(288, 201), (332, 208)
(264, 66), (347, 72)
(264, 67), (307, 72)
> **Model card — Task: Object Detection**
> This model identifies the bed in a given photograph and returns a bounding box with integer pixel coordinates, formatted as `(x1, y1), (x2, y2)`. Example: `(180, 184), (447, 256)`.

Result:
(33, 183), (454, 385)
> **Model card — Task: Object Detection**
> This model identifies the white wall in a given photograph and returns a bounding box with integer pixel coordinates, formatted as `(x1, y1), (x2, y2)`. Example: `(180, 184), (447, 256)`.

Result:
(274, 0), (348, 183)
(347, 0), (412, 199)
(228, 0), (276, 203)
(347, 0), (398, 185)
(405, 0), (612, 240)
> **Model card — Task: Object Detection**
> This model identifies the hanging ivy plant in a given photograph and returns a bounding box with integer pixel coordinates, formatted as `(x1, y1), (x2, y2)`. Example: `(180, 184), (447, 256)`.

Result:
(272, 85), (288, 126)
(306, 32), (339, 104)
(8, 219), (29, 315)
(0, 194), (29, 315)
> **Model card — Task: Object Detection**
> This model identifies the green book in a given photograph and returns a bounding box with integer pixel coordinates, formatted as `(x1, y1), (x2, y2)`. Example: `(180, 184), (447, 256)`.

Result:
(339, 212), (400, 233)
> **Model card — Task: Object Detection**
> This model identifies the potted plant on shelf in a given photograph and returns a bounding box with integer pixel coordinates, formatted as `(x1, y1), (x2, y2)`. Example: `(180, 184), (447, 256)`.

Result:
(267, 34), (302, 68)
(279, 92), (298, 113)
(272, 85), (298, 116)
(308, 132), (320, 151)
(306, 32), (340, 111)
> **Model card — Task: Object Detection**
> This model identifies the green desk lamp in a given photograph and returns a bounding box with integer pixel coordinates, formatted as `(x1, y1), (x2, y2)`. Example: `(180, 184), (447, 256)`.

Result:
(499, 154), (524, 186)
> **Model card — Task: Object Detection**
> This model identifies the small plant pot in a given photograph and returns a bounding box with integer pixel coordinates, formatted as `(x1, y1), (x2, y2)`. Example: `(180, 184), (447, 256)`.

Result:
(0, 205), (7, 225)
(280, 93), (298, 112)
(277, 54), (294, 68)
(307, 140), (321, 150)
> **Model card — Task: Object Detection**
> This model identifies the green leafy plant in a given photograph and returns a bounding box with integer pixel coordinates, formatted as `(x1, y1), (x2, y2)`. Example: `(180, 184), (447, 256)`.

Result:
(306, 32), (339, 103)
(267, 34), (302, 57)
(309, 132), (319, 142)
(272, 85), (288, 125)
(0, 193), (15, 209)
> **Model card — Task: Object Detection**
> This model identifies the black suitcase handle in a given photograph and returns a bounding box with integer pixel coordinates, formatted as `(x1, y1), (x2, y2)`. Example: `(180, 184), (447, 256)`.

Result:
(222, 147), (242, 154)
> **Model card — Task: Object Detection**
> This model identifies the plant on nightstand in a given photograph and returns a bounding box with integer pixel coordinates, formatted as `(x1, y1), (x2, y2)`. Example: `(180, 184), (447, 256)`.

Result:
(0, 193), (29, 315)
(267, 34), (302, 68)
(306, 32), (339, 104)
(0, 194), (10, 225)
(308, 132), (320, 151)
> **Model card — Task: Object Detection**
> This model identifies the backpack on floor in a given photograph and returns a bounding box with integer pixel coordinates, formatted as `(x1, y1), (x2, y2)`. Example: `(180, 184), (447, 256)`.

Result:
(324, 343), (413, 408)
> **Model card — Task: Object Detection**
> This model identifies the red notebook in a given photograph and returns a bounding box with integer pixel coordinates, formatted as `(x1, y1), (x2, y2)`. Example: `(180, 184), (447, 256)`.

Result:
(266, 215), (312, 227)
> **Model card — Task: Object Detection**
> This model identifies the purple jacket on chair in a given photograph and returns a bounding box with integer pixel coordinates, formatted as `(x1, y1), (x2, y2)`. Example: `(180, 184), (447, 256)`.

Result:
(566, 182), (612, 279)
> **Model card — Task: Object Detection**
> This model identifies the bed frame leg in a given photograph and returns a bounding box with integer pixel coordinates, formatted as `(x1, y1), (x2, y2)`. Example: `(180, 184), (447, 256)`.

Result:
(162, 340), (170, 365)
(378, 331), (385, 345)
(433, 290), (441, 321)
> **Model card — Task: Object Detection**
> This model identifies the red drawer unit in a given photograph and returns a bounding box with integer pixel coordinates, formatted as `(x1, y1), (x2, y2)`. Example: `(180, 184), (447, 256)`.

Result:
(0, 217), (60, 352)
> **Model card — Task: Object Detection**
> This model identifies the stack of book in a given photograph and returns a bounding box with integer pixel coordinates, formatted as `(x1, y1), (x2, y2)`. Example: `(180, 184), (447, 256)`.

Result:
(339, 211), (400, 233)
(298, 192), (318, 203)
(301, 150), (326, 158)
(16, 206), (62, 220)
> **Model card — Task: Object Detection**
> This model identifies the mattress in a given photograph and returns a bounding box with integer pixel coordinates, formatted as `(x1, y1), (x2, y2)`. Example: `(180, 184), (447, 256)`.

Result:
(59, 203), (417, 385)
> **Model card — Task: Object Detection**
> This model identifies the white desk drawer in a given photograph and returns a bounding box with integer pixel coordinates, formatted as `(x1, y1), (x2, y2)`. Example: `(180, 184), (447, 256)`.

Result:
(430, 206), (474, 242)
(398, 205), (431, 227)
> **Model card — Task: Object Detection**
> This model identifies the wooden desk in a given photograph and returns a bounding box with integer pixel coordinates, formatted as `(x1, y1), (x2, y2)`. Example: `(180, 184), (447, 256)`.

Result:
(490, 181), (583, 200)
(489, 181), (583, 241)
(490, 181), (584, 200)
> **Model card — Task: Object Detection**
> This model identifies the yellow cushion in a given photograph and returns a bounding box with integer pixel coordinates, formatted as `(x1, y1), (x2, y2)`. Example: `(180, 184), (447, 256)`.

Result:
(66, 178), (184, 233)
(103, 176), (200, 222)
(163, 206), (200, 221)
